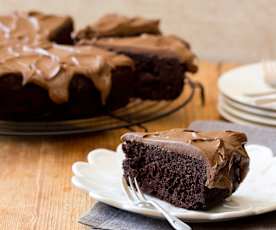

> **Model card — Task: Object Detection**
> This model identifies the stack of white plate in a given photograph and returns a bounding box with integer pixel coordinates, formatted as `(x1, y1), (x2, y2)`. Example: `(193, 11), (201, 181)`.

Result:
(218, 62), (276, 127)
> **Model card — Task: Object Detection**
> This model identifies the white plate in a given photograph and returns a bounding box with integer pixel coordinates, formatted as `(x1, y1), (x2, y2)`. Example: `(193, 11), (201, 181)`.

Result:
(72, 144), (276, 223)
(221, 94), (276, 118)
(218, 62), (276, 111)
(218, 105), (264, 127)
(218, 96), (276, 126)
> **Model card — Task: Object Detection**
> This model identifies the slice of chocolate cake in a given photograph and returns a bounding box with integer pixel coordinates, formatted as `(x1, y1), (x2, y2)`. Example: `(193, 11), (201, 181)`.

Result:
(0, 11), (74, 46)
(75, 14), (197, 100)
(74, 13), (160, 41)
(122, 129), (249, 210)
(93, 35), (197, 100)
(0, 43), (134, 120)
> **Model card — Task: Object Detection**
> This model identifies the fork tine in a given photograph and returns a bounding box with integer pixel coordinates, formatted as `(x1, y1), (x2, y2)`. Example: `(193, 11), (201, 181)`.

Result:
(121, 177), (136, 202)
(128, 176), (140, 201)
(134, 177), (147, 201)
(124, 177), (191, 229)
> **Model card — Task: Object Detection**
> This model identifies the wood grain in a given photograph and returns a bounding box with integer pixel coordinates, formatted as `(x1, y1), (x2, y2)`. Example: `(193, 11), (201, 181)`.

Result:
(0, 61), (236, 230)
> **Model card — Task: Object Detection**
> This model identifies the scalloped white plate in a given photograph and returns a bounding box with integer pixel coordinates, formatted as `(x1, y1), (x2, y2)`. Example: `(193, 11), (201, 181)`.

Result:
(72, 144), (276, 223)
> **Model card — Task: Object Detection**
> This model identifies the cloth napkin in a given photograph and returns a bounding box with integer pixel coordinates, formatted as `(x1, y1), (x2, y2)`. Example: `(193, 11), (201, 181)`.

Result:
(79, 120), (276, 230)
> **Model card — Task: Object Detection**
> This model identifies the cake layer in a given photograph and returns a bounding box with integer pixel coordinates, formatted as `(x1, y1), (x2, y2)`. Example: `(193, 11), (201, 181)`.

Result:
(122, 129), (249, 210)
(75, 14), (160, 41)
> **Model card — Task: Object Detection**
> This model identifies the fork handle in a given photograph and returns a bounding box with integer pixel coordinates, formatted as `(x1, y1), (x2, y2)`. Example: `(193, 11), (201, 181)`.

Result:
(147, 200), (192, 230)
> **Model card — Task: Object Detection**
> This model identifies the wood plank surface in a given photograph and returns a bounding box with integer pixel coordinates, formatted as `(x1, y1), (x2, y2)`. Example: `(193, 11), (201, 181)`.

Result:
(1, 60), (263, 230)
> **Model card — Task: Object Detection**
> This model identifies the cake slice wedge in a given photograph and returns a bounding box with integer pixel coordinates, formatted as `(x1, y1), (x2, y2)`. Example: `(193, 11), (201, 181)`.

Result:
(90, 35), (197, 100)
(121, 129), (249, 210)
(75, 14), (198, 101)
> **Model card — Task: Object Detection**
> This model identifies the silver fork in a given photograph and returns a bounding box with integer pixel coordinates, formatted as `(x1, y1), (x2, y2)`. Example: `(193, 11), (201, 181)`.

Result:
(122, 176), (192, 230)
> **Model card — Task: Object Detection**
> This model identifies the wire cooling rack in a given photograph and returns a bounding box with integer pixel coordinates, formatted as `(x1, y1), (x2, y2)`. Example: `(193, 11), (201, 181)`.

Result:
(0, 78), (204, 135)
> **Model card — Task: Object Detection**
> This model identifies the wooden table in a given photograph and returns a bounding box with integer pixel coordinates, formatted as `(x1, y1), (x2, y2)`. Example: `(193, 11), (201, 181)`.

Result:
(1, 61), (274, 230)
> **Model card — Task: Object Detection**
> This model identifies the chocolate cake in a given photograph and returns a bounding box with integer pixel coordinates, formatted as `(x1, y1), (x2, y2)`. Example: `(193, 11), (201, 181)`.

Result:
(122, 129), (249, 210)
(0, 11), (198, 120)
(93, 35), (197, 99)
(76, 14), (197, 100)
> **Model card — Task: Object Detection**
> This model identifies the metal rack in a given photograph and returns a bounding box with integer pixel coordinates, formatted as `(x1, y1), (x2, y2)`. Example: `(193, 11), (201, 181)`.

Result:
(0, 78), (204, 135)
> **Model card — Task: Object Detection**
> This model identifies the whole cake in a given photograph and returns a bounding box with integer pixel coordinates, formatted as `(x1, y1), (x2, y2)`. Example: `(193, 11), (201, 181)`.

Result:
(0, 11), (197, 120)
(122, 129), (249, 210)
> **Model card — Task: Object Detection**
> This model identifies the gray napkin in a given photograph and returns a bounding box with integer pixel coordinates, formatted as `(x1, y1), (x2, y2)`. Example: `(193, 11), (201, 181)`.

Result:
(79, 202), (171, 230)
(79, 120), (276, 230)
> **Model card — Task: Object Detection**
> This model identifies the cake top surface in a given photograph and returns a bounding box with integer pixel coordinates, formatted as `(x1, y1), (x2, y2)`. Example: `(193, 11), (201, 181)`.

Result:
(0, 43), (133, 104)
(75, 13), (160, 40)
(122, 128), (249, 191)
(0, 11), (72, 47)
(94, 34), (197, 71)
(122, 128), (248, 159)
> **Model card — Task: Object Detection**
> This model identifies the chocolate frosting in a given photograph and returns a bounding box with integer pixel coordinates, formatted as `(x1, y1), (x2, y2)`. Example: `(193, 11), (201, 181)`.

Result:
(121, 129), (250, 193)
(0, 11), (72, 47)
(75, 13), (160, 40)
(0, 43), (133, 104)
(94, 34), (197, 72)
